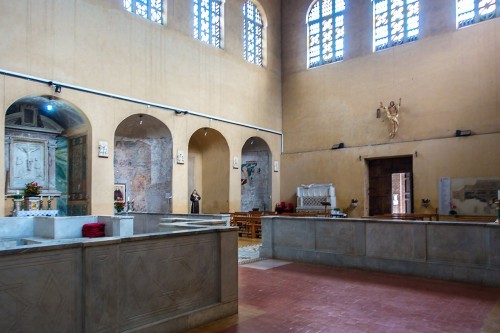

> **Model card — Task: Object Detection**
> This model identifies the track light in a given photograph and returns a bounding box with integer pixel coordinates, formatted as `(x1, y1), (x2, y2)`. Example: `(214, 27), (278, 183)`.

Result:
(139, 114), (143, 125)
(455, 129), (472, 137)
(48, 81), (62, 93)
(331, 142), (344, 150)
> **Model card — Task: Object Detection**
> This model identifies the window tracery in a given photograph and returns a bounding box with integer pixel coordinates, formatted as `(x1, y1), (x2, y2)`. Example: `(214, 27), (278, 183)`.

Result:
(123, 0), (163, 24)
(243, 1), (264, 66)
(373, 0), (419, 51)
(194, 0), (223, 48)
(307, 0), (345, 68)
(457, 0), (498, 28)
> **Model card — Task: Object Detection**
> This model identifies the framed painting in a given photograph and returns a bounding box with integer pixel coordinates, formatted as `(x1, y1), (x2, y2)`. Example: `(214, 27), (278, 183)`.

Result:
(114, 183), (126, 202)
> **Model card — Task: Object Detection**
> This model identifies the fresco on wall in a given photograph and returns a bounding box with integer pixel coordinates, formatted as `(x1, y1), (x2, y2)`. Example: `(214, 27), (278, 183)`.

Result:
(241, 152), (270, 212)
(114, 137), (172, 213)
(449, 177), (500, 216)
(241, 161), (257, 186)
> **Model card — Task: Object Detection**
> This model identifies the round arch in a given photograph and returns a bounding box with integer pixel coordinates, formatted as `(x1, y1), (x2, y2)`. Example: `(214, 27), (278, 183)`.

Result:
(188, 128), (230, 214)
(114, 114), (173, 213)
(241, 136), (272, 212)
(4, 94), (91, 216)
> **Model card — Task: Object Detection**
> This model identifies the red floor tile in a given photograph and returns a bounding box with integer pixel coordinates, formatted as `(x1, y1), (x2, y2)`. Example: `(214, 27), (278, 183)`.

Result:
(190, 261), (500, 333)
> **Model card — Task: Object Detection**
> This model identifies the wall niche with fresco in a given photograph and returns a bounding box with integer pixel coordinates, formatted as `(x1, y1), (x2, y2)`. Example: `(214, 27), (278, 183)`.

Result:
(4, 96), (88, 216)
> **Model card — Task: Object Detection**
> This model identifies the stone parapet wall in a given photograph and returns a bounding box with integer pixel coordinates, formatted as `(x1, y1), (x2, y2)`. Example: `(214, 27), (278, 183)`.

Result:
(0, 226), (237, 332)
(261, 216), (500, 287)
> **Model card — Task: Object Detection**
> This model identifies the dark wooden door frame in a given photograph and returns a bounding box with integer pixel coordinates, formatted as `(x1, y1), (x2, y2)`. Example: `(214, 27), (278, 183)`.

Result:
(367, 156), (413, 216)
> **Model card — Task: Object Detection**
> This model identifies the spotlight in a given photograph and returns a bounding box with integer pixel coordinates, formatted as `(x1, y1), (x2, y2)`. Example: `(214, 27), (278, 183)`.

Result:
(331, 143), (344, 150)
(455, 129), (472, 137)
(54, 85), (62, 93)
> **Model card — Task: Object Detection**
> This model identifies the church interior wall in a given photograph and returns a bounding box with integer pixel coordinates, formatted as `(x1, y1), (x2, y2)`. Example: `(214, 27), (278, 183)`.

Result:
(280, 1), (500, 214)
(0, 0), (282, 216)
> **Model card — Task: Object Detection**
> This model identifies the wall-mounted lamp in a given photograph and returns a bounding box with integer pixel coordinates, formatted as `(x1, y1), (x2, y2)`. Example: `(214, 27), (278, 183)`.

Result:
(415, 151), (418, 158)
(139, 114), (143, 125)
(421, 198), (430, 208)
(204, 128), (208, 136)
(331, 142), (344, 150)
(455, 129), (472, 137)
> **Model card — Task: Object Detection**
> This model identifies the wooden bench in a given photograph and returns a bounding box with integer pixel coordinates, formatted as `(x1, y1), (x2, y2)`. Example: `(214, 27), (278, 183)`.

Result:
(232, 215), (262, 238)
(445, 216), (496, 223)
(366, 213), (439, 221)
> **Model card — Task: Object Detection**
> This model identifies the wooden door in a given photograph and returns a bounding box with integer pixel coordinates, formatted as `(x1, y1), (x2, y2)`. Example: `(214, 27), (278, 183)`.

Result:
(368, 156), (413, 216)
(67, 135), (88, 215)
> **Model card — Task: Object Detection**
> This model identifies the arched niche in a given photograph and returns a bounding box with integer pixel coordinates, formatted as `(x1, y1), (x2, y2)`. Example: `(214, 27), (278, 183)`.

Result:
(4, 95), (90, 216)
(241, 136), (272, 212)
(114, 114), (173, 213)
(188, 128), (230, 214)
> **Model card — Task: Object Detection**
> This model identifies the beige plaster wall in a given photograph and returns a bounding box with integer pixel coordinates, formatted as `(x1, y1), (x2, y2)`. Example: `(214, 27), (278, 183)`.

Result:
(281, 1), (500, 214)
(0, 0), (282, 216)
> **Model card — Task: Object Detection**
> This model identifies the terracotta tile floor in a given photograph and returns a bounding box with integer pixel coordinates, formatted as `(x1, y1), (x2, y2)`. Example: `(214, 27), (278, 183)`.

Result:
(190, 260), (500, 333)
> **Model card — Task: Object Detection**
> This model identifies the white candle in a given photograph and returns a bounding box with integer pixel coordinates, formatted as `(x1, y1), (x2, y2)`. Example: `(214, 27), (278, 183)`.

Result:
(48, 195), (51, 200)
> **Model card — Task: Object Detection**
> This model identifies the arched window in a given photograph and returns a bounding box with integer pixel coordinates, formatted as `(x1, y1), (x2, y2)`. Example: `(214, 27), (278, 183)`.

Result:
(123, 0), (163, 24)
(307, 0), (345, 68)
(457, 0), (498, 28)
(373, 0), (419, 51)
(243, 1), (264, 66)
(194, 0), (223, 48)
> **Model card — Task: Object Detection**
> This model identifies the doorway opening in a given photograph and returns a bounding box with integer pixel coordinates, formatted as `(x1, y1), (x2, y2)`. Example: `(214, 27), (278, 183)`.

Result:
(391, 172), (411, 214)
(368, 156), (413, 216)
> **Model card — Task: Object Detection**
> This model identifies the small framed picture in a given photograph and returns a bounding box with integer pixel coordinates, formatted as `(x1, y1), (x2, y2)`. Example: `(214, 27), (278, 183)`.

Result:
(98, 141), (109, 158)
(274, 160), (279, 172)
(233, 156), (239, 169)
(114, 183), (126, 202)
(177, 150), (185, 164)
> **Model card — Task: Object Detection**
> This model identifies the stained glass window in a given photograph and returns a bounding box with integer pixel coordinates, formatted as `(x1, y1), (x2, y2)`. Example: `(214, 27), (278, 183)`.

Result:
(307, 0), (345, 68)
(123, 0), (163, 24)
(457, 0), (498, 28)
(373, 0), (419, 51)
(194, 0), (223, 48)
(243, 1), (264, 66)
